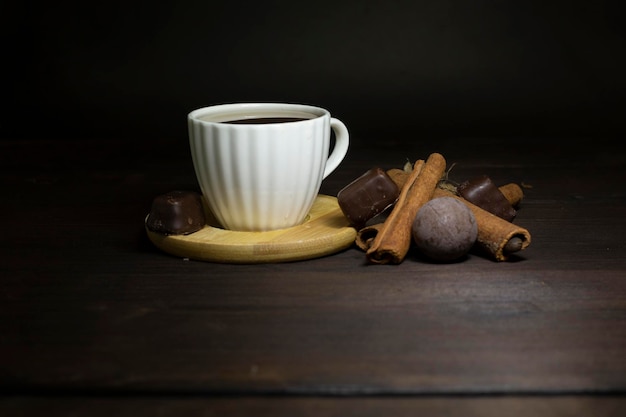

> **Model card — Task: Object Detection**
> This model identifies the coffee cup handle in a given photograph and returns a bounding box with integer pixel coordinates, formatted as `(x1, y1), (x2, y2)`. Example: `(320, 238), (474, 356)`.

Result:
(323, 118), (350, 179)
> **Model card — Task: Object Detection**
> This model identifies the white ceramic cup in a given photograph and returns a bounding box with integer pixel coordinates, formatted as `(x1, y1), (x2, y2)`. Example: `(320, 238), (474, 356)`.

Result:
(188, 103), (349, 231)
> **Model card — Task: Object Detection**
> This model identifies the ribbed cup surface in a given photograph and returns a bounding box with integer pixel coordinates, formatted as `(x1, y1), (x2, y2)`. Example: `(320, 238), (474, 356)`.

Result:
(189, 111), (330, 231)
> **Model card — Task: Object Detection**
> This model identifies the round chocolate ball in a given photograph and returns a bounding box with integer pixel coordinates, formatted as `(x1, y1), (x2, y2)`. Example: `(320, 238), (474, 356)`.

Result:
(412, 197), (477, 262)
(146, 190), (206, 235)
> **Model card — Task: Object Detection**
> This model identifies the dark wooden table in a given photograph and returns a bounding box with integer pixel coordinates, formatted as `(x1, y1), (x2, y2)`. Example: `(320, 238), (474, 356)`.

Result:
(1, 136), (625, 416)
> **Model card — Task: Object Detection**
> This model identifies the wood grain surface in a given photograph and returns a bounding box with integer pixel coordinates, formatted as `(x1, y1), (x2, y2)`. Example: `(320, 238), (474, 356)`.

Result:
(1, 137), (625, 415)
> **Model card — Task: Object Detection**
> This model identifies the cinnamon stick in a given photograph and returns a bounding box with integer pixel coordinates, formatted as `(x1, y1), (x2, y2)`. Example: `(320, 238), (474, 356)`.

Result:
(433, 188), (531, 261)
(382, 169), (530, 261)
(498, 183), (524, 207)
(355, 223), (384, 251)
(388, 169), (524, 208)
(386, 168), (411, 190)
(354, 182), (526, 255)
(366, 153), (447, 264)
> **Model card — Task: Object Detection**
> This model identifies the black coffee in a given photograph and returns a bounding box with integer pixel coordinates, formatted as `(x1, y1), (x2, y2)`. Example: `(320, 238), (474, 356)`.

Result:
(223, 117), (310, 124)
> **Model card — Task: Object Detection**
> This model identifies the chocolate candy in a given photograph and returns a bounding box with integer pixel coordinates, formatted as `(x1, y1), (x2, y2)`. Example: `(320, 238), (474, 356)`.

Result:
(337, 167), (400, 227)
(412, 197), (478, 262)
(146, 190), (206, 235)
(457, 175), (516, 222)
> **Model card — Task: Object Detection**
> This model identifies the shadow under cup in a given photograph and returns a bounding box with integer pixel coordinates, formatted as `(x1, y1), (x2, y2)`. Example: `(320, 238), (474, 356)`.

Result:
(188, 103), (349, 232)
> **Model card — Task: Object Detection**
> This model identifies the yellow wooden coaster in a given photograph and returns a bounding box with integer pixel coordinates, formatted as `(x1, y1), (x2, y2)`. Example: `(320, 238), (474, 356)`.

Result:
(146, 195), (356, 263)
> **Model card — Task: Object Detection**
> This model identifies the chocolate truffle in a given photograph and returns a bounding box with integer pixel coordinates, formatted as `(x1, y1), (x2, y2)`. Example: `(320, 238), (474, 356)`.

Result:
(412, 197), (477, 262)
(337, 167), (400, 227)
(146, 190), (206, 235)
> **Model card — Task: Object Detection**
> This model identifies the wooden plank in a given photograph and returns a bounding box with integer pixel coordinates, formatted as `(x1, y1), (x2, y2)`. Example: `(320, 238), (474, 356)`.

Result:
(1, 396), (625, 417)
(2, 255), (626, 393)
(1, 138), (625, 397)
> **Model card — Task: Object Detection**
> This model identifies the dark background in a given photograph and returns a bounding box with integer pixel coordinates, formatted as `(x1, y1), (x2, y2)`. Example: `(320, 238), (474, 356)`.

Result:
(3, 0), (625, 146)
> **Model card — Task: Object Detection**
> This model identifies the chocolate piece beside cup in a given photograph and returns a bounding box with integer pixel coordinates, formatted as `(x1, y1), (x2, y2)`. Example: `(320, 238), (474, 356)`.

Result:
(337, 167), (400, 227)
(457, 175), (517, 222)
(146, 190), (206, 235)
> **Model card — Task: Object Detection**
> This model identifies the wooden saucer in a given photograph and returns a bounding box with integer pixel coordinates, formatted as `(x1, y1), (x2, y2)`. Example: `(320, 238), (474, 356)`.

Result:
(146, 195), (357, 263)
